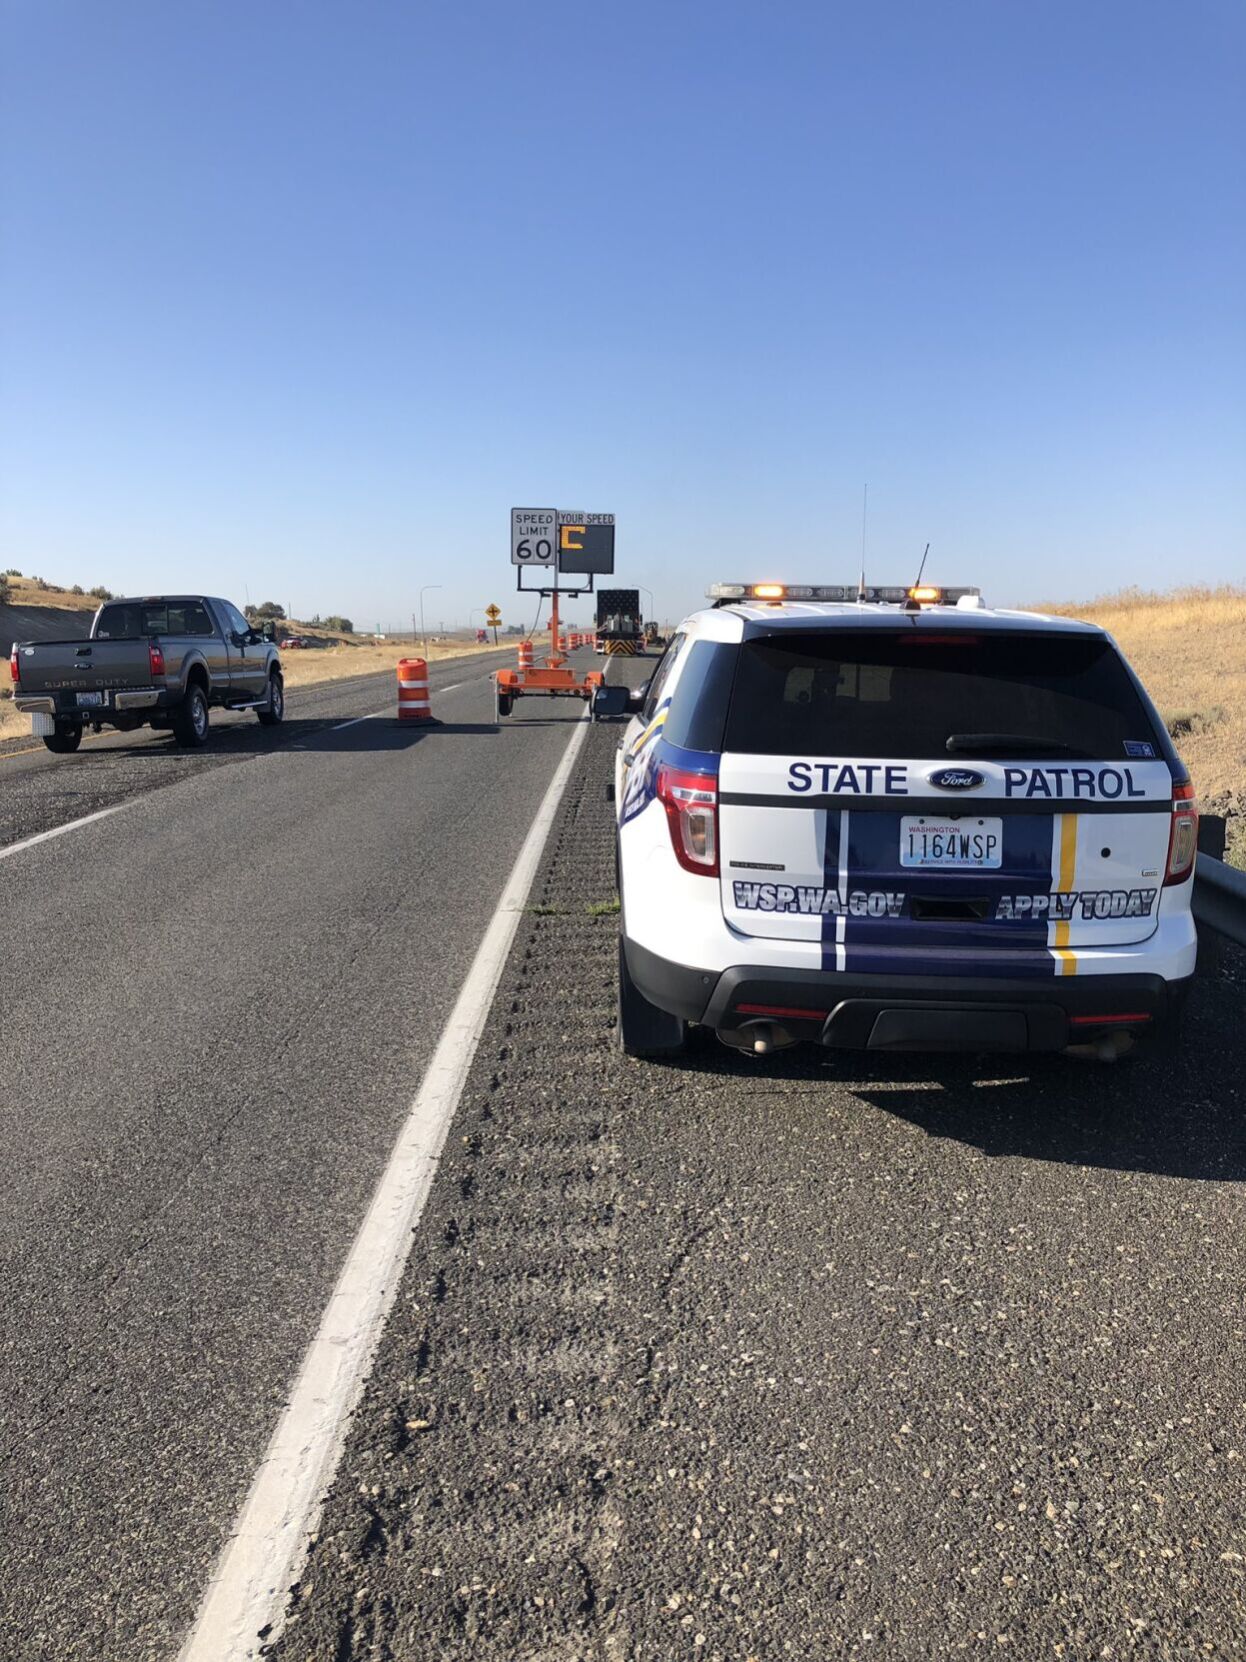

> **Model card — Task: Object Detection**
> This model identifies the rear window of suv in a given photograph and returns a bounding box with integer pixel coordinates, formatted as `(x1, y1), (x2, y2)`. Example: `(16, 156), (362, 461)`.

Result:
(722, 630), (1163, 761)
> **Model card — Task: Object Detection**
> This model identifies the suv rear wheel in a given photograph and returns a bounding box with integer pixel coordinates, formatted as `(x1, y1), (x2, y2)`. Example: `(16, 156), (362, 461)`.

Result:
(173, 683), (210, 747)
(617, 938), (687, 1058)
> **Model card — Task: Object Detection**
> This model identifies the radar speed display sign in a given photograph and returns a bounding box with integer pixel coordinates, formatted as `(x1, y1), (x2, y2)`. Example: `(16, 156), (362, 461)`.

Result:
(511, 508), (556, 566)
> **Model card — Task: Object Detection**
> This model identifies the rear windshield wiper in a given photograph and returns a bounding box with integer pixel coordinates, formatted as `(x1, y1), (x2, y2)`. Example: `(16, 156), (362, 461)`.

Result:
(944, 733), (1095, 758)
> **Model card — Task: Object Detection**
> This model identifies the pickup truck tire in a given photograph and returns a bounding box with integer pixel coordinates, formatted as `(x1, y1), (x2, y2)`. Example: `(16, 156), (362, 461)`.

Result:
(43, 721), (83, 754)
(256, 672), (285, 726)
(173, 684), (210, 748)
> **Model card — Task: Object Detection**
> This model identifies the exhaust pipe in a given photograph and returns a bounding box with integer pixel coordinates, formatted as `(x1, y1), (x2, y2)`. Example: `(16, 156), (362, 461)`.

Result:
(716, 1019), (799, 1056)
(1064, 1028), (1137, 1063)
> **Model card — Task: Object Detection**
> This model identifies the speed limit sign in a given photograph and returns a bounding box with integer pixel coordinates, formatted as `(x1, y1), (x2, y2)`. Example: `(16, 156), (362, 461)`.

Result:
(511, 507), (556, 566)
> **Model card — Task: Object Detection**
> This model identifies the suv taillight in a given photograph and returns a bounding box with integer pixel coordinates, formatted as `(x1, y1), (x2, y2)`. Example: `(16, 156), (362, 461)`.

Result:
(656, 763), (718, 876)
(149, 643), (165, 678)
(1165, 780), (1198, 885)
(8, 645), (18, 686)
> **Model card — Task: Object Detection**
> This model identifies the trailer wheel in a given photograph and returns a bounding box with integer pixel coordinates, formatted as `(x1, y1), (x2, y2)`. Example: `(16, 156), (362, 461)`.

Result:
(42, 721), (83, 754)
(497, 691), (513, 719)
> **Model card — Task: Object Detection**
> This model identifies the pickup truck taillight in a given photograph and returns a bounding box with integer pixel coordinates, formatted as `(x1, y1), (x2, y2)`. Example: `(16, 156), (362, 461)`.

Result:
(148, 643), (165, 678)
(8, 645), (18, 686)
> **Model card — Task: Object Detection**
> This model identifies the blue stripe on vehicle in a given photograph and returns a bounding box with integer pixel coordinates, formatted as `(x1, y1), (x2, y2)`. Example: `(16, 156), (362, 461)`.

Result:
(834, 808), (1057, 979)
(619, 733), (718, 828)
(819, 808), (841, 970)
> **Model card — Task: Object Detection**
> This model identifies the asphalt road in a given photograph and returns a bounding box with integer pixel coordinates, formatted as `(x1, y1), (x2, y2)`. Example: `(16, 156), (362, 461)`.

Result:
(273, 671), (1246, 1662)
(0, 647), (599, 1659)
(4, 647), (1245, 1661)
(0, 647), (518, 848)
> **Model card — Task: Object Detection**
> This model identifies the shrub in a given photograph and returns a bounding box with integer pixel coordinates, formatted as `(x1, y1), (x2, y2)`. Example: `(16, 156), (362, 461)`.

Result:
(70, 584), (84, 595)
(0, 573), (10, 604)
(89, 585), (112, 600)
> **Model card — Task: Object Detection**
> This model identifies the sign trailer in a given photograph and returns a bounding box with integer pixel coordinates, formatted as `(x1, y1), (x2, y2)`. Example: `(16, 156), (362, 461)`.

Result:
(497, 507), (617, 718)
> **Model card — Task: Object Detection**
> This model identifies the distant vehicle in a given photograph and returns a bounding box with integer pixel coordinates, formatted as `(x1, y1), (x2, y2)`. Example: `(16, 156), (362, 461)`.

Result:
(596, 588), (642, 656)
(475, 628), (488, 644)
(9, 595), (284, 753)
(280, 635), (308, 649)
(614, 579), (1197, 1063)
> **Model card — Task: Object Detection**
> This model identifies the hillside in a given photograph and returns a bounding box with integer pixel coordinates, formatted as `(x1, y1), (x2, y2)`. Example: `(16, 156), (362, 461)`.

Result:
(1037, 585), (1246, 865)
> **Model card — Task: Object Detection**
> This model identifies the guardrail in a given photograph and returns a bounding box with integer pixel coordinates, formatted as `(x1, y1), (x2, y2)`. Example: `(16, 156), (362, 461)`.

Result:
(1195, 815), (1246, 949)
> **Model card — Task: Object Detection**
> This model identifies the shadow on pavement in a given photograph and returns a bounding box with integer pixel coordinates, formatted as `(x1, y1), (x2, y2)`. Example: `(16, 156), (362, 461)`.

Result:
(658, 970), (1246, 1182)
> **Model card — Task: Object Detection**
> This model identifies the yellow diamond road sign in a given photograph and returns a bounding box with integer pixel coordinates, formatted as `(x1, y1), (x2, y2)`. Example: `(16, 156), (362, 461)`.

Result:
(485, 604), (502, 623)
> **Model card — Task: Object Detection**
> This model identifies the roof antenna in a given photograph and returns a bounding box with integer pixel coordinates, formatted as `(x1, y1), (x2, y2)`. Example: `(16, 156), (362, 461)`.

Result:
(912, 540), (930, 590)
(858, 484), (868, 603)
(903, 541), (930, 612)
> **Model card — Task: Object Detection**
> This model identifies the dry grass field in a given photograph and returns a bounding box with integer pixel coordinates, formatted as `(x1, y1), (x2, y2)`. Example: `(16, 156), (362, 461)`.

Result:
(1036, 585), (1246, 865)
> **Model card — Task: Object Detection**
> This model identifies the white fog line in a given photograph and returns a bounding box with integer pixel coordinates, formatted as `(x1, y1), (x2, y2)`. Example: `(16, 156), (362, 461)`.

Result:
(0, 804), (128, 865)
(180, 705), (593, 1662)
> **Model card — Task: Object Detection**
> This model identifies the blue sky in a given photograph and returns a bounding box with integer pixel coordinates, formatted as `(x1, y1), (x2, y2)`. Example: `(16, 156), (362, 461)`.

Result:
(2, 0), (1243, 628)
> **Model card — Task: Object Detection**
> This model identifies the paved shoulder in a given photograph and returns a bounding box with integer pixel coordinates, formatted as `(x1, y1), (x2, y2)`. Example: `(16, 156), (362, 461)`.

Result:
(274, 721), (1246, 1661)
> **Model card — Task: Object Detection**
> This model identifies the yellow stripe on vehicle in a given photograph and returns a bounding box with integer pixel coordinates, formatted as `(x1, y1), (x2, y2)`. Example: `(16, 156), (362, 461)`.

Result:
(1053, 812), (1078, 976)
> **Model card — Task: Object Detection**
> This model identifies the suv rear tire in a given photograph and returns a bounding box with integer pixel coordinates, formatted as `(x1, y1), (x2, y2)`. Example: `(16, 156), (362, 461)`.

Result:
(256, 672), (284, 726)
(42, 721), (83, 754)
(173, 684), (210, 747)
(617, 938), (687, 1058)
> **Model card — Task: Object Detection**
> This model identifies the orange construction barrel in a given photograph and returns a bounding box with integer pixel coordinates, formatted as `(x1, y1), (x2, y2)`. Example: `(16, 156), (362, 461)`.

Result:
(518, 640), (534, 672)
(396, 658), (433, 723)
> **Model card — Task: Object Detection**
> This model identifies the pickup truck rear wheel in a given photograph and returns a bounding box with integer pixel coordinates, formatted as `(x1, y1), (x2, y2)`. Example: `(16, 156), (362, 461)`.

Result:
(42, 721), (83, 754)
(173, 684), (210, 747)
(256, 672), (284, 726)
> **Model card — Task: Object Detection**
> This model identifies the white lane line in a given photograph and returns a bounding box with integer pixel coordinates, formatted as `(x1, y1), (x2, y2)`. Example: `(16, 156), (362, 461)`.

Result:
(181, 706), (593, 1662)
(328, 680), (475, 732)
(0, 804), (127, 865)
(329, 710), (385, 732)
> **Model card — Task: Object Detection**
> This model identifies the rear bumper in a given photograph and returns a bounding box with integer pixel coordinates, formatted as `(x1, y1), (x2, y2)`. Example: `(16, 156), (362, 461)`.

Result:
(15, 687), (165, 719)
(624, 938), (1191, 1052)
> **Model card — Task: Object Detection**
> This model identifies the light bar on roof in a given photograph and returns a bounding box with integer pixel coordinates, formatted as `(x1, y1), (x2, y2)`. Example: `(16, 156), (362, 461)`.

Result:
(706, 582), (982, 606)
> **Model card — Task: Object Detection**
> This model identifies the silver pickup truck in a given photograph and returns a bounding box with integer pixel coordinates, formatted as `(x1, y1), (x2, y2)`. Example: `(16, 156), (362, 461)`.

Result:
(8, 594), (284, 753)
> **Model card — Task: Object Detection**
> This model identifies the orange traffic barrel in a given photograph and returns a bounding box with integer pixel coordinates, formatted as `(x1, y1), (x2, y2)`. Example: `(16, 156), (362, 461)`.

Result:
(396, 657), (433, 723)
(518, 640), (534, 672)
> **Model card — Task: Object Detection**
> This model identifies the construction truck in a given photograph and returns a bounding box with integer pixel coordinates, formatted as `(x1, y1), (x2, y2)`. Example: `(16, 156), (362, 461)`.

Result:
(594, 588), (643, 656)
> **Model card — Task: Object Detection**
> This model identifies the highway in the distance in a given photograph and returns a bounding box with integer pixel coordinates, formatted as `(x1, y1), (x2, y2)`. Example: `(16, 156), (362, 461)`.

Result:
(3, 649), (1245, 1660)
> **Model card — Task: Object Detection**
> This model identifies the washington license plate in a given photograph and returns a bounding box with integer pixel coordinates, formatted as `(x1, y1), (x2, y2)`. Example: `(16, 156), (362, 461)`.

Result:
(900, 817), (1003, 869)
(75, 691), (104, 708)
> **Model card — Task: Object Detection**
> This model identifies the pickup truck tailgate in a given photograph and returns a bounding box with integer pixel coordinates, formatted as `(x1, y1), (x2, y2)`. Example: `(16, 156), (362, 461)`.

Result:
(12, 638), (156, 700)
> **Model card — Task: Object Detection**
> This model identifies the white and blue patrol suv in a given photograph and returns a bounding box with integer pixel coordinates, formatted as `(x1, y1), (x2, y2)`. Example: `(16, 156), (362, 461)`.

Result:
(613, 582), (1198, 1060)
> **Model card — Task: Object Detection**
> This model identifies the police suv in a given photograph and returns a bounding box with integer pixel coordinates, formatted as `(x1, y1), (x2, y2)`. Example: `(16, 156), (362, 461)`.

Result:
(614, 582), (1198, 1060)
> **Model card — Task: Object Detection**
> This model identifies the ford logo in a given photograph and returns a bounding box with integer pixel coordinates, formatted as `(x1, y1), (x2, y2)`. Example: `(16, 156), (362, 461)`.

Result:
(929, 767), (985, 791)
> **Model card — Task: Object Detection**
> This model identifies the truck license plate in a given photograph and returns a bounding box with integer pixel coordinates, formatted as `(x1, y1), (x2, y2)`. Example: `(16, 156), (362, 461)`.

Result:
(75, 691), (104, 708)
(900, 816), (1003, 869)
